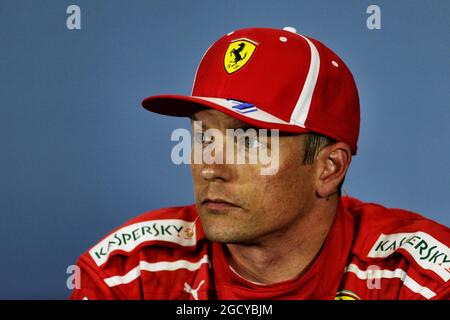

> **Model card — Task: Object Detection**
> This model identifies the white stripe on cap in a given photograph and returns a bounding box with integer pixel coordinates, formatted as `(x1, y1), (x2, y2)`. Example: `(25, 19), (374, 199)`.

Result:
(192, 96), (290, 124)
(289, 35), (320, 128)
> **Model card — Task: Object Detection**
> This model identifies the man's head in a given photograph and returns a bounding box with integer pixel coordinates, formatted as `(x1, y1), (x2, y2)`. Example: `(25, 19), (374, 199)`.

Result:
(190, 108), (351, 244)
(141, 26), (360, 243)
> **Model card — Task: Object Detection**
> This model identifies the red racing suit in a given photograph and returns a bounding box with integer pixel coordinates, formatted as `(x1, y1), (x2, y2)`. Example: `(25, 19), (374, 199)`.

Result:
(70, 196), (450, 300)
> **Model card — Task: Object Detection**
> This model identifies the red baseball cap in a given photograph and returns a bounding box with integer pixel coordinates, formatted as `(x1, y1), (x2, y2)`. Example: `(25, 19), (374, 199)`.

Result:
(142, 27), (360, 154)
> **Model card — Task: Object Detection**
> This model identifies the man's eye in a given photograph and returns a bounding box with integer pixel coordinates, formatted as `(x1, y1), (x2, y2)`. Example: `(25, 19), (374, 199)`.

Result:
(194, 132), (214, 144)
(243, 136), (264, 149)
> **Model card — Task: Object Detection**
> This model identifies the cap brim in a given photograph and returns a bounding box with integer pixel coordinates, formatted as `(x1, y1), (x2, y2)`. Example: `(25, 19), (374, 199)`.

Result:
(141, 94), (311, 134)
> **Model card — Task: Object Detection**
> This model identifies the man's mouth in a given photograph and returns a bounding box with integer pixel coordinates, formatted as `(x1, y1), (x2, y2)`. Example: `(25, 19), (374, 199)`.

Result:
(201, 197), (240, 211)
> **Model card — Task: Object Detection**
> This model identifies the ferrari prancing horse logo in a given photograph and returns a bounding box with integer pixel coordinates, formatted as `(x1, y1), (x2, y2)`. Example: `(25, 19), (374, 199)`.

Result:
(224, 39), (257, 74)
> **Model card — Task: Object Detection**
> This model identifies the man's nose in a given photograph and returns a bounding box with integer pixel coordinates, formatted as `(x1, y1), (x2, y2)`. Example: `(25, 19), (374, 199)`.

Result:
(200, 163), (232, 182)
(193, 129), (234, 182)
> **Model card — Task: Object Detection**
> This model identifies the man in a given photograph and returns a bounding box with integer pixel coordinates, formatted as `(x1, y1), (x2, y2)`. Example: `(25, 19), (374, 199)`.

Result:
(71, 27), (449, 300)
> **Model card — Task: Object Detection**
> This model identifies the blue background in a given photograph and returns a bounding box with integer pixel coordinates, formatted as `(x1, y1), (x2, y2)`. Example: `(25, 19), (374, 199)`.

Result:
(0, 0), (448, 299)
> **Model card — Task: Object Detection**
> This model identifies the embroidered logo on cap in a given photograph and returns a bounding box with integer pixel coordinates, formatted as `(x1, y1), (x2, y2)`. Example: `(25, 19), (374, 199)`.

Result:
(224, 39), (257, 74)
(227, 99), (258, 114)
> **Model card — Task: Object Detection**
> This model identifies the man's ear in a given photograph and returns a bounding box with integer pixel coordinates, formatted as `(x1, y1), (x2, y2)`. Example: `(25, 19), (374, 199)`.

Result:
(315, 142), (352, 198)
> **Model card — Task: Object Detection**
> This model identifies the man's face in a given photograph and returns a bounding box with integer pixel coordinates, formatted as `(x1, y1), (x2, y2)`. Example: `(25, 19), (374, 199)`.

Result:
(191, 109), (318, 244)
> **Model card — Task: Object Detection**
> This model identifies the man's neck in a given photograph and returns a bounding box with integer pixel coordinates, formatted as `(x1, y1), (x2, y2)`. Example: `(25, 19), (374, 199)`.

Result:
(224, 197), (339, 284)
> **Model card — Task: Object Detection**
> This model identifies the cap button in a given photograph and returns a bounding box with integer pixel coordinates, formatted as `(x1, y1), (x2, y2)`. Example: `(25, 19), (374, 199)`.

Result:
(283, 26), (297, 33)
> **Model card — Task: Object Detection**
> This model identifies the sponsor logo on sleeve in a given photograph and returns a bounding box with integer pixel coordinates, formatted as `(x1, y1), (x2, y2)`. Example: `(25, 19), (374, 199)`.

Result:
(89, 219), (196, 266)
(368, 232), (450, 282)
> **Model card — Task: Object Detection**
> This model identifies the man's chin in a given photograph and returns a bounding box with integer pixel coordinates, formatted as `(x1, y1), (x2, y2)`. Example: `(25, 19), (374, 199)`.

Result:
(198, 211), (260, 243)
(202, 226), (257, 244)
